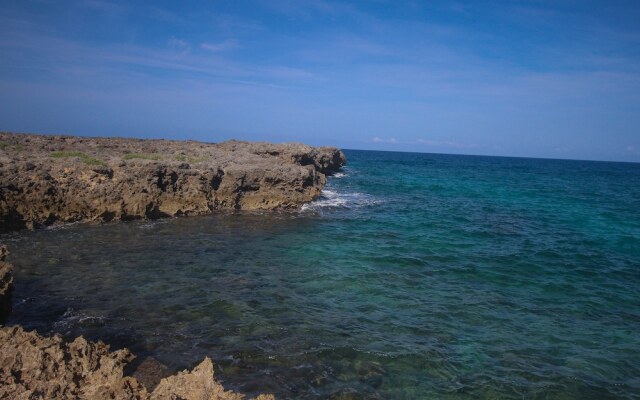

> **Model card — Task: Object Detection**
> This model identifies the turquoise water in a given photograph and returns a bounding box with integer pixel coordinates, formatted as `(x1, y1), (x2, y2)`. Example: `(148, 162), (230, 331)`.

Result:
(3, 150), (640, 399)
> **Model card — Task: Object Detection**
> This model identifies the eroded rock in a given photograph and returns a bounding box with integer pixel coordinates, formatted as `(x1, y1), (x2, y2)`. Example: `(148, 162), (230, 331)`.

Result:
(0, 132), (346, 231)
(0, 325), (146, 399)
(0, 326), (275, 400)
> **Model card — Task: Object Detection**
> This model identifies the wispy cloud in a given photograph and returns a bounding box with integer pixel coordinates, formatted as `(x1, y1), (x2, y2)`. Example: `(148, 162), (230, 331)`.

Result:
(82, 0), (128, 15)
(168, 37), (190, 54)
(0, 23), (311, 89)
(201, 39), (239, 52)
(371, 137), (397, 144)
(1, 1), (639, 161)
(262, 0), (366, 21)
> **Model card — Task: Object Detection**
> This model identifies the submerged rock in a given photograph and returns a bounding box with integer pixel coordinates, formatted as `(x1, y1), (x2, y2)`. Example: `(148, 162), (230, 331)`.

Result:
(0, 326), (275, 400)
(0, 132), (346, 231)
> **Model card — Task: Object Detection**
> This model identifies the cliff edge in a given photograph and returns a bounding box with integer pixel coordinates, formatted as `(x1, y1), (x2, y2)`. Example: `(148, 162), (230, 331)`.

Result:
(0, 132), (346, 231)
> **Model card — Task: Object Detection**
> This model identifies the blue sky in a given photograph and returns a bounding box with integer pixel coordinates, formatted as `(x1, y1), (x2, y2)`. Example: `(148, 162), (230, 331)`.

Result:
(1, 0), (639, 162)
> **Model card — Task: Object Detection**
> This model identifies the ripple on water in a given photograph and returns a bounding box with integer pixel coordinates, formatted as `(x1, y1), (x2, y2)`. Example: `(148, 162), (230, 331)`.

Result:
(4, 150), (640, 399)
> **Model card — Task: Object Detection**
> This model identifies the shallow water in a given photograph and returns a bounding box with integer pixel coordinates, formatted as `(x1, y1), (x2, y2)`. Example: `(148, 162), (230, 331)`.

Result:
(3, 150), (640, 399)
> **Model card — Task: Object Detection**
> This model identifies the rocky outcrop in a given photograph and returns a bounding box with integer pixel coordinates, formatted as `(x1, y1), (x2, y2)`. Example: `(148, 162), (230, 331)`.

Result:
(0, 326), (145, 399)
(0, 132), (346, 231)
(0, 245), (13, 324)
(0, 326), (274, 400)
(151, 358), (274, 400)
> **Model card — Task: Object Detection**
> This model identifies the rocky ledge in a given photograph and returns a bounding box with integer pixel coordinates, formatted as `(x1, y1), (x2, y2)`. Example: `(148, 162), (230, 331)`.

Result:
(0, 132), (346, 231)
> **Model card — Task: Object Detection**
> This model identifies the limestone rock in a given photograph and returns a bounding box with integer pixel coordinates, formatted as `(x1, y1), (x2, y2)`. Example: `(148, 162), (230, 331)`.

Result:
(0, 325), (147, 399)
(0, 132), (346, 231)
(151, 357), (274, 400)
(0, 326), (275, 400)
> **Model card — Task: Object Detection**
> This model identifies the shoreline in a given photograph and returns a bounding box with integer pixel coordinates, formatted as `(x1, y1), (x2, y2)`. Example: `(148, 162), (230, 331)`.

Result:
(0, 133), (347, 398)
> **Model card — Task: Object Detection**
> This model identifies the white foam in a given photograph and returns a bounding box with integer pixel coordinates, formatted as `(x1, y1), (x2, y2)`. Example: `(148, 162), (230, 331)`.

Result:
(301, 189), (380, 212)
(139, 220), (168, 229)
(332, 172), (347, 178)
(53, 308), (107, 330)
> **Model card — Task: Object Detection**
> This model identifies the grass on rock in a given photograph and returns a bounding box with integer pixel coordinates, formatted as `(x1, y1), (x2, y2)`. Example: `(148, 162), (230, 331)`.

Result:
(174, 154), (208, 163)
(50, 151), (105, 166)
(123, 153), (162, 160)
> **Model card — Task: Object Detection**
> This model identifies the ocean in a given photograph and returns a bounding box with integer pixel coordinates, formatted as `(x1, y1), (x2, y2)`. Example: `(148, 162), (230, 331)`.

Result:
(3, 150), (640, 399)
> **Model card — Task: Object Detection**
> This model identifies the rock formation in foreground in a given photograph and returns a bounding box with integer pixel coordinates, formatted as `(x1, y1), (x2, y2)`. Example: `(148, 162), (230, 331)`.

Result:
(0, 326), (274, 400)
(0, 132), (346, 231)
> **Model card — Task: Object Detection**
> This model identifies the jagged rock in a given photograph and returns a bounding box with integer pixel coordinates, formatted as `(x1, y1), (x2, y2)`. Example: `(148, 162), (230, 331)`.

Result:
(0, 132), (346, 231)
(0, 325), (147, 399)
(0, 326), (275, 400)
(151, 357), (274, 400)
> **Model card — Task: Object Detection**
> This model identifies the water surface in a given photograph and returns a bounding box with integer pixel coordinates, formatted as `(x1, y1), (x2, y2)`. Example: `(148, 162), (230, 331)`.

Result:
(4, 150), (640, 399)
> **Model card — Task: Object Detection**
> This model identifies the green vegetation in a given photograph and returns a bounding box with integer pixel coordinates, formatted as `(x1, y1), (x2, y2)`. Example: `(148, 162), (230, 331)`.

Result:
(122, 153), (162, 160)
(50, 151), (105, 165)
(174, 154), (208, 163)
(188, 156), (209, 164)
(0, 142), (7, 150)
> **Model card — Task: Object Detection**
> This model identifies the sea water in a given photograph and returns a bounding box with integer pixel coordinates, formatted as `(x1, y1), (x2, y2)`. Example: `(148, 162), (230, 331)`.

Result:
(3, 150), (640, 399)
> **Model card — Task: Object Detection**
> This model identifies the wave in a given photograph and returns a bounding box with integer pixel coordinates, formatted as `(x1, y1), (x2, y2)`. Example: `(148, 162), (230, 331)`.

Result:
(139, 220), (169, 229)
(331, 172), (347, 178)
(53, 308), (108, 331)
(301, 189), (380, 212)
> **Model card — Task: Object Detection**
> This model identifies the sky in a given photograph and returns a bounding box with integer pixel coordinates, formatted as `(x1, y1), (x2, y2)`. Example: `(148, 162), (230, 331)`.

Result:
(1, 0), (639, 162)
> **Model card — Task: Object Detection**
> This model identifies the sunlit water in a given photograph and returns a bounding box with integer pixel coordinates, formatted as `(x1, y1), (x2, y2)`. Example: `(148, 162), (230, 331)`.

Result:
(3, 150), (640, 399)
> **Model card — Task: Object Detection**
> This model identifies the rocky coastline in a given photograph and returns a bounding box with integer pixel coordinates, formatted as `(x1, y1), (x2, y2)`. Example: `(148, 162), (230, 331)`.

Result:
(0, 132), (346, 231)
(0, 132), (347, 399)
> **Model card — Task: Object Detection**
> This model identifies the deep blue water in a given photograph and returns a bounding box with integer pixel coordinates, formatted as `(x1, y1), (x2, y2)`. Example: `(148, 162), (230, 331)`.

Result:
(3, 150), (640, 399)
